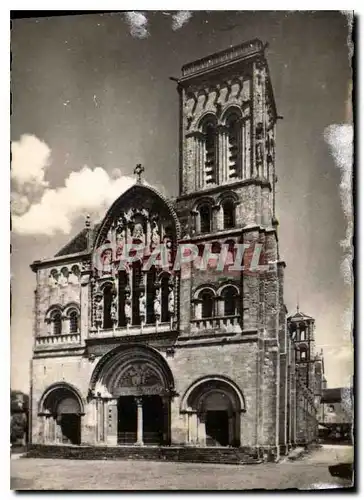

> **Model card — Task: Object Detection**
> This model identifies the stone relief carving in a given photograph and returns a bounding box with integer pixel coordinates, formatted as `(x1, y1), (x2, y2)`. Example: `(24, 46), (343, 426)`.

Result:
(139, 291), (146, 318)
(119, 364), (161, 388)
(168, 288), (175, 316)
(154, 288), (161, 318)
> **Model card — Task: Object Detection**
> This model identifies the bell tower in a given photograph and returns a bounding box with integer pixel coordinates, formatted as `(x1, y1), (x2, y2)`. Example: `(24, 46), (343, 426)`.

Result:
(175, 38), (278, 233)
(173, 39), (285, 342)
(288, 308), (316, 387)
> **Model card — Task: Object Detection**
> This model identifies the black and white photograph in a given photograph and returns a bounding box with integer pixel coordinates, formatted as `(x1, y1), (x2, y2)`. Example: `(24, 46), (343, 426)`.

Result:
(10, 10), (354, 490)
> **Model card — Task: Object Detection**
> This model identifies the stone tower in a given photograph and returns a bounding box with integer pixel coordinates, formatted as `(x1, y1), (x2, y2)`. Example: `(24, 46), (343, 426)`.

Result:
(288, 308), (316, 387)
(174, 39), (288, 455)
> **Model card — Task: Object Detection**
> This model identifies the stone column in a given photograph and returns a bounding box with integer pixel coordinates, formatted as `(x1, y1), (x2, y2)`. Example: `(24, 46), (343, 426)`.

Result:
(217, 296), (225, 317)
(162, 396), (171, 445)
(199, 136), (205, 188)
(80, 266), (91, 343)
(197, 412), (206, 446)
(194, 300), (202, 320)
(106, 399), (118, 446)
(189, 412), (198, 445)
(55, 416), (63, 443)
(41, 415), (48, 444)
(195, 135), (201, 190)
(228, 414), (234, 446)
(135, 397), (144, 446)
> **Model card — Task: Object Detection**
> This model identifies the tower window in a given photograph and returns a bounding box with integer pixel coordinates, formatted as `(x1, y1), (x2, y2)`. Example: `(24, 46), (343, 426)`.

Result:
(69, 310), (79, 333)
(300, 329), (306, 341)
(221, 286), (238, 316)
(226, 113), (241, 179)
(222, 199), (236, 229)
(199, 205), (211, 234)
(202, 118), (217, 185)
(51, 311), (62, 336)
(200, 289), (215, 318)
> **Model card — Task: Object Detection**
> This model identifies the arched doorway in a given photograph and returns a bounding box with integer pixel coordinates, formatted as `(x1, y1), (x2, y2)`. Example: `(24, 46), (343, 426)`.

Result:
(39, 383), (84, 445)
(89, 345), (175, 446)
(181, 377), (245, 447)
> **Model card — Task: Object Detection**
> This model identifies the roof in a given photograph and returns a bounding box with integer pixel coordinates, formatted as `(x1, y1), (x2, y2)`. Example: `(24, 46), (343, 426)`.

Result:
(55, 223), (101, 257)
(181, 38), (265, 78)
(55, 228), (89, 257)
(288, 309), (314, 321)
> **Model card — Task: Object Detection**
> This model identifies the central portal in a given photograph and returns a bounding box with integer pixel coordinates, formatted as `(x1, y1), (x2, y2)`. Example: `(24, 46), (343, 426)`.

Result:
(90, 345), (175, 446)
(117, 395), (166, 446)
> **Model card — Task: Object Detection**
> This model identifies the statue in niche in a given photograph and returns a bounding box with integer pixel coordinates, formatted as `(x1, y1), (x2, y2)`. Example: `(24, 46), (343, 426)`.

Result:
(132, 222), (144, 241)
(110, 297), (118, 323)
(256, 142), (263, 168)
(168, 287), (175, 316)
(95, 296), (103, 326)
(58, 268), (69, 287)
(162, 235), (173, 268)
(115, 231), (125, 259)
(154, 288), (161, 319)
(101, 249), (113, 275)
(124, 289), (132, 324)
(151, 221), (160, 250)
(139, 291), (146, 319)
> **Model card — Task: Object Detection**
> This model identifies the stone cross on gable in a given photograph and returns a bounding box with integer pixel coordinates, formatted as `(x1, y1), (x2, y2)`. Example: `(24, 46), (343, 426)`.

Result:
(134, 164), (145, 184)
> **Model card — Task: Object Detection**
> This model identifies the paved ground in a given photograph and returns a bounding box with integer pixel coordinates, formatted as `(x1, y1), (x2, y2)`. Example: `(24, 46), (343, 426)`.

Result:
(10, 445), (354, 491)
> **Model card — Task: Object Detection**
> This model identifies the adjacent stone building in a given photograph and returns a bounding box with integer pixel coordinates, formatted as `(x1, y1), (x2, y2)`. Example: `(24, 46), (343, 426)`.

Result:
(29, 39), (324, 459)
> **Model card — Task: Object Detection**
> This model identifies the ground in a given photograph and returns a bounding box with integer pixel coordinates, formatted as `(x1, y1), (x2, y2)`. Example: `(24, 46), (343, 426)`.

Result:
(11, 445), (354, 491)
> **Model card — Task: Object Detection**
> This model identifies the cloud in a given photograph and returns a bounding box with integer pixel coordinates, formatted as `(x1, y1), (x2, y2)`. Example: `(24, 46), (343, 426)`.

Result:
(324, 124), (353, 285)
(171, 11), (192, 31)
(11, 134), (51, 190)
(11, 192), (30, 216)
(124, 12), (149, 39)
(12, 166), (136, 236)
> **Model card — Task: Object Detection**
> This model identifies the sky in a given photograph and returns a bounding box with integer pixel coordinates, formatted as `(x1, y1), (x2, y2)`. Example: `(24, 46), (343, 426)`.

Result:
(11, 11), (353, 393)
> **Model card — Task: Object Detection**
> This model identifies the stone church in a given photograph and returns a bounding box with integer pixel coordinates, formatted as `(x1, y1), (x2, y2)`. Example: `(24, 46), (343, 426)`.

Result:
(30, 39), (324, 460)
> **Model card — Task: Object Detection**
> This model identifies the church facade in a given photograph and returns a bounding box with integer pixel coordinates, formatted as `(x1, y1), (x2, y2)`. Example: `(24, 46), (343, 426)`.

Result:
(29, 39), (323, 459)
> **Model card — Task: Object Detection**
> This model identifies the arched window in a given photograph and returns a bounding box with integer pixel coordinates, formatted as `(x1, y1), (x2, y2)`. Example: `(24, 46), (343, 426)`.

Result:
(296, 346), (308, 362)
(200, 205), (211, 234)
(132, 260), (142, 325)
(200, 289), (215, 318)
(226, 112), (241, 179)
(225, 240), (237, 268)
(51, 311), (62, 335)
(118, 270), (127, 327)
(222, 199), (236, 229)
(201, 117), (217, 185)
(161, 274), (170, 323)
(221, 287), (238, 316)
(69, 310), (79, 333)
(300, 329), (306, 341)
(146, 266), (157, 324)
(103, 285), (113, 329)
